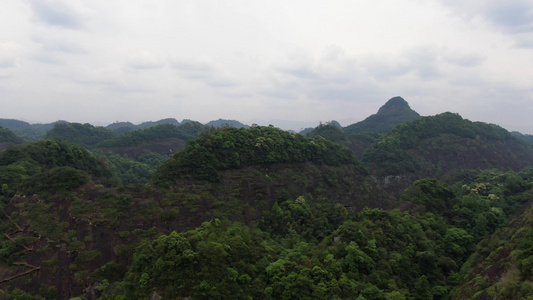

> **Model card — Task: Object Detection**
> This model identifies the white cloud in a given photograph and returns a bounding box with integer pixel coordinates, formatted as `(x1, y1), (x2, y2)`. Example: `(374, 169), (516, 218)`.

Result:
(0, 42), (22, 68)
(31, 33), (88, 54)
(28, 0), (95, 29)
(169, 56), (241, 88)
(125, 52), (165, 70)
(1, 0), (532, 133)
(439, 0), (533, 47)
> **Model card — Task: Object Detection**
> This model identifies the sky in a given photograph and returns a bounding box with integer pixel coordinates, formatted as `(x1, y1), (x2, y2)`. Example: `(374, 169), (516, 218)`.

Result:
(1, 0), (533, 133)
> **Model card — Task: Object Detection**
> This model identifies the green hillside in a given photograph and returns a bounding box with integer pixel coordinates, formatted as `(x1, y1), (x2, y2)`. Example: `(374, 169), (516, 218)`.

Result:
(46, 123), (115, 148)
(205, 118), (250, 128)
(511, 131), (533, 145)
(0, 126), (24, 151)
(1, 100), (533, 299)
(307, 123), (347, 142)
(453, 198), (533, 299)
(153, 126), (358, 184)
(0, 119), (60, 142)
(0, 139), (112, 196)
(363, 112), (533, 179)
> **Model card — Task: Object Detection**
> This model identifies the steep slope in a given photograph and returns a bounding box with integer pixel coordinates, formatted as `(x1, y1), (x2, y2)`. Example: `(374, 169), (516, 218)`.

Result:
(344, 96), (421, 135)
(453, 200), (533, 299)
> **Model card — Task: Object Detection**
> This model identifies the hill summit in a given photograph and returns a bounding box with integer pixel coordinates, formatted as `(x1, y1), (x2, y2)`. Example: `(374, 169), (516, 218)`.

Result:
(376, 96), (416, 115)
(344, 96), (421, 134)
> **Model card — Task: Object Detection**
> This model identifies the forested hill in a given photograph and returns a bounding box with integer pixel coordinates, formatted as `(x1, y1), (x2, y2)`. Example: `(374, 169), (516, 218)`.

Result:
(0, 122), (533, 298)
(344, 96), (421, 135)
(0, 126), (24, 151)
(153, 125), (359, 184)
(363, 112), (533, 179)
(453, 199), (533, 299)
(106, 118), (181, 135)
(97, 122), (205, 158)
(0, 139), (112, 196)
(2, 99), (533, 299)
(0, 119), (60, 142)
(46, 123), (115, 148)
(205, 119), (250, 128)
(512, 131), (533, 144)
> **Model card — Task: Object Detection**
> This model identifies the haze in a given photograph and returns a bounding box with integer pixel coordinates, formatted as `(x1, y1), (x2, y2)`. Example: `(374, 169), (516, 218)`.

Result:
(1, 0), (532, 133)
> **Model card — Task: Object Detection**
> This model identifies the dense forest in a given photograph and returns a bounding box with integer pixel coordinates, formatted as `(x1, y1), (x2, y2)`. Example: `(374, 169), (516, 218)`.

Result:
(0, 97), (532, 299)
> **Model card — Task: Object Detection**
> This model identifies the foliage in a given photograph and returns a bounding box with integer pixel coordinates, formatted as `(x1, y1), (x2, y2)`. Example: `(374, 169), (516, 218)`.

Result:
(511, 131), (533, 145)
(307, 123), (347, 142)
(0, 119), (58, 142)
(363, 112), (533, 177)
(1, 110), (533, 299)
(136, 118), (180, 130)
(97, 123), (202, 148)
(46, 122), (115, 148)
(205, 119), (250, 128)
(0, 126), (24, 144)
(452, 203), (533, 299)
(0, 139), (111, 195)
(153, 126), (357, 184)
(101, 153), (160, 185)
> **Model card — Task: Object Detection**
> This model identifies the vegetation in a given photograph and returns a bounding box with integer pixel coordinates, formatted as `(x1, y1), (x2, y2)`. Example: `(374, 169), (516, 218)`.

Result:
(0, 139), (112, 196)
(307, 123), (347, 142)
(46, 123), (115, 148)
(206, 119), (250, 128)
(0, 119), (57, 142)
(153, 126), (357, 184)
(363, 112), (533, 178)
(511, 131), (533, 145)
(0, 126), (24, 145)
(97, 123), (203, 149)
(100, 167), (533, 299)
(453, 200), (533, 299)
(1, 98), (533, 299)
(106, 118), (181, 134)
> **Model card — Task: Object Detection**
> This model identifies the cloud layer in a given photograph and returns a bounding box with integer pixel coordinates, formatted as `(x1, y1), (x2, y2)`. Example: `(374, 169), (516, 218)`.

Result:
(1, 0), (532, 132)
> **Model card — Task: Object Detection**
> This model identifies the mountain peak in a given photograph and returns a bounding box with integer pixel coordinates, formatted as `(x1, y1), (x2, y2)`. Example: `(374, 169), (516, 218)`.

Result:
(377, 96), (412, 115)
(344, 96), (420, 134)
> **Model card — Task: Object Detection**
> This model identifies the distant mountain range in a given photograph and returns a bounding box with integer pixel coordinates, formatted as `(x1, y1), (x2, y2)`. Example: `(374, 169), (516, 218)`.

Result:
(2, 96), (532, 142)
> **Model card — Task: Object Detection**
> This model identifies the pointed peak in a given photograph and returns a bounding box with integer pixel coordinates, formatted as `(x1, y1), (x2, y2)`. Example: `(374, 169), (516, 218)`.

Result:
(377, 96), (412, 114)
(344, 96), (420, 135)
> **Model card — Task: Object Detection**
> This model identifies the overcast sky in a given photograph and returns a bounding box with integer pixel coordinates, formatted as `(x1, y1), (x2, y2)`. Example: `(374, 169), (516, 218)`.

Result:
(1, 0), (533, 132)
